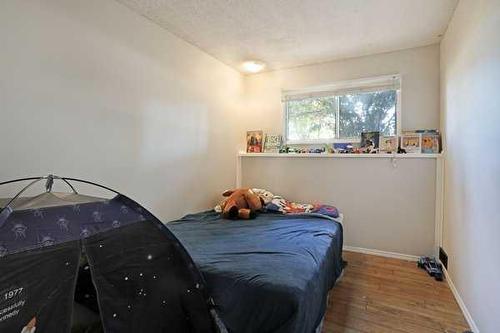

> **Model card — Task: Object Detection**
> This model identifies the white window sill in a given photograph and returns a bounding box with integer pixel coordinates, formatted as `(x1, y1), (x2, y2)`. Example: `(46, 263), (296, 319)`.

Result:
(238, 152), (444, 159)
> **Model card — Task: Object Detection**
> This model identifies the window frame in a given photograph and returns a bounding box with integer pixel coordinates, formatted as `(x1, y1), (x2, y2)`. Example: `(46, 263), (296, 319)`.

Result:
(282, 74), (402, 145)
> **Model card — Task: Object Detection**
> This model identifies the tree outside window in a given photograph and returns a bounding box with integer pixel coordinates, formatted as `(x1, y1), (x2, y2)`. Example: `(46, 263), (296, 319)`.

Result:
(286, 89), (397, 142)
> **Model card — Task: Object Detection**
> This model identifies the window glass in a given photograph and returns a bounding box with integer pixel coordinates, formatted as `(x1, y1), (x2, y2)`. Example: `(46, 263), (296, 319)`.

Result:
(286, 96), (337, 141)
(285, 87), (398, 143)
(339, 90), (397, 138)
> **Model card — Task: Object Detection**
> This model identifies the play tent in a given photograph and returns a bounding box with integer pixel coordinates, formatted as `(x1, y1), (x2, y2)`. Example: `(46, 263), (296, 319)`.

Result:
(0, 176), (224, 333)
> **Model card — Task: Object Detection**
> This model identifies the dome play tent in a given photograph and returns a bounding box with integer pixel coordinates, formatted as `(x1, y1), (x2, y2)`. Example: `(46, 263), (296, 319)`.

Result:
(0, 176), (225, 333)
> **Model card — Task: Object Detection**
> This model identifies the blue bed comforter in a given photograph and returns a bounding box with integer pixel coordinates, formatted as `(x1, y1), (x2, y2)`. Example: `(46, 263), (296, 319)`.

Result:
(168, 211), (344, 333)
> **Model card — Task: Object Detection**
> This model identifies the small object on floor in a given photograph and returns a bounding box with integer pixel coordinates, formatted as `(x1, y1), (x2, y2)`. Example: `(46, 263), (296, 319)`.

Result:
(417, 256), (444, 281)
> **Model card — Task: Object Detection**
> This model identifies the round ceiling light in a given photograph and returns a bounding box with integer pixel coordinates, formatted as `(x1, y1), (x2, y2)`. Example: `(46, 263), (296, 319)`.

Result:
(241, 60), (266, 74)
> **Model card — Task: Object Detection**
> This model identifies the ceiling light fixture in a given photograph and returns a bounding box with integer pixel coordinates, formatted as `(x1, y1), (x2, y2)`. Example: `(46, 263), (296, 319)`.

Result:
(241, 60), (266, 74)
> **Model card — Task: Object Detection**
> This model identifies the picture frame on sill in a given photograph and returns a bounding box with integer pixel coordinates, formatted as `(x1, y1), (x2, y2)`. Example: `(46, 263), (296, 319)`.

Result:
(360, 131), (380, 149)
(263, 134), (283, 153)
(401, 133), (421, 153)
(379, 136), (398, 153)
(246, 130), (263, 153)
(360, 131), (380, 153)
(421, 133), (441, 153)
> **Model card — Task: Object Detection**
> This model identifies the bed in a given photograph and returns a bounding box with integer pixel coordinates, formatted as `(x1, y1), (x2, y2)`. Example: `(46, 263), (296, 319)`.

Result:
(168, 211), (344, 333)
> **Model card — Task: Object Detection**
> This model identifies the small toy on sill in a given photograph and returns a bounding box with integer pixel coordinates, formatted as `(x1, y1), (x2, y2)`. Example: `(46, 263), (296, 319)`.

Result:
(352, 147), (362, 154)
(324, 144), (334, 154)
(307, 147), (325, 154)
(361, 146), (379, 154)
(333, 143), (355, 154)
(279, 146), (290, 153)
(417, 256), (444, 281)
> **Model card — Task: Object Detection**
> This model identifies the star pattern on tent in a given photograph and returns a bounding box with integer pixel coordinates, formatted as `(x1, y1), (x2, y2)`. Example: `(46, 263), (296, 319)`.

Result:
(105, 248), (203, 322)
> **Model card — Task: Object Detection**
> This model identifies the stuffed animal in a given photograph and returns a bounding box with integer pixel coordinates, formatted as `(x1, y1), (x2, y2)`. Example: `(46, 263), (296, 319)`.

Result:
(217, 188), (263, 220)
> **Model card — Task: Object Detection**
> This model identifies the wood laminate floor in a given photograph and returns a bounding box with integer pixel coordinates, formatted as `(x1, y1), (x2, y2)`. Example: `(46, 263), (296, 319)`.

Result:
(322, 251), (470, 333)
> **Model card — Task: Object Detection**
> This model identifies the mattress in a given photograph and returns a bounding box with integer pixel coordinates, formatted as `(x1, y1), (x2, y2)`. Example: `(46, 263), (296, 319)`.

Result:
(168, 211), (344, 333)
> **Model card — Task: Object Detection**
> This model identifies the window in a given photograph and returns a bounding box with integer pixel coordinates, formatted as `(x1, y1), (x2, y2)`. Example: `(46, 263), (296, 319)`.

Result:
(283, 75), (400, 144)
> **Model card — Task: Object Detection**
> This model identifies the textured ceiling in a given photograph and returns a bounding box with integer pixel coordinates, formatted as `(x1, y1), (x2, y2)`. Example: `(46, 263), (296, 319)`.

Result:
(116, 0), (458, 73)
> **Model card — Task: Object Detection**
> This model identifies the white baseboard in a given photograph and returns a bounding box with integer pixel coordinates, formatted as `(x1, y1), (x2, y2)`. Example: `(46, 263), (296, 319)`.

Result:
(343, 245), (419, 261)
(441, 265), (479, 333)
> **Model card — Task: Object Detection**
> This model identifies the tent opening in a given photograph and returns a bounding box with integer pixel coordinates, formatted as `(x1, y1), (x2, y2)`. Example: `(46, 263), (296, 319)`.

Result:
(72, 252), (104, 333)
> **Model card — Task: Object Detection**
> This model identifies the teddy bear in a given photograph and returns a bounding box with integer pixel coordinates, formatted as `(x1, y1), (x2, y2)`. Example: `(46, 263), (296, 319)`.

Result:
(216, 188), (263, 220)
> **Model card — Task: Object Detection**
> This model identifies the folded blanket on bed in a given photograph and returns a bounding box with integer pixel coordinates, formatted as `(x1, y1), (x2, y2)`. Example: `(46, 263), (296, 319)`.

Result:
(265, 196), (339, 218)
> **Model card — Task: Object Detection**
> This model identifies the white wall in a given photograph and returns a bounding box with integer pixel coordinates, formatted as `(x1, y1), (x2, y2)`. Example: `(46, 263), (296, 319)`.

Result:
(241, 156), (437, 256)
(440, 0), (500, 331)
(243, 44), (440, 136)
(0, 0), (244, 220)
(241, 45), (441, 256)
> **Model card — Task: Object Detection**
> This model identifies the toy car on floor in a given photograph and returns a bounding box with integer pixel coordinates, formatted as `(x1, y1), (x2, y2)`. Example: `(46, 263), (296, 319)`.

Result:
(417, 256), (444, 281)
